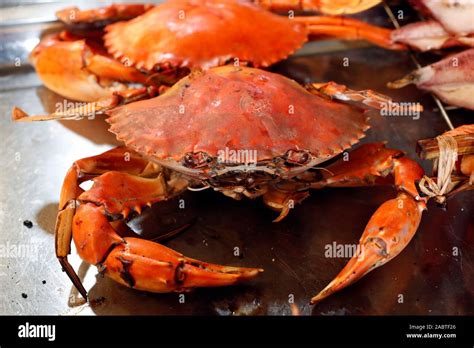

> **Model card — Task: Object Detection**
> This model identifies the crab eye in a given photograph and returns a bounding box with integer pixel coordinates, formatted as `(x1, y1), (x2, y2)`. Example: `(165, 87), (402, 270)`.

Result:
(285, 150), (310, 165)
(183, 154), (195, 167)
(182, 152), (211, 168)
(246, 177), (255, 185)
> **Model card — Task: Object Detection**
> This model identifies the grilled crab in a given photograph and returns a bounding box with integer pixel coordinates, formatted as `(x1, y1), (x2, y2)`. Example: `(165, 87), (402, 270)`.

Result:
(31, 0), (400, 104)
(14, 66), (426, 304)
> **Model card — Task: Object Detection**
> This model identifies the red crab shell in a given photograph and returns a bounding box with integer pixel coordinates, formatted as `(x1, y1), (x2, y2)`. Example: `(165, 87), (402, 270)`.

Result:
(107, 66), (370, 165)
(104, 0), (308, 71)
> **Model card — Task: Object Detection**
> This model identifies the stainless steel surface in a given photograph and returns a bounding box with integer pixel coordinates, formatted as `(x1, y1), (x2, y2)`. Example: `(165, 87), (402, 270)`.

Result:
(0, 1), (472, 315)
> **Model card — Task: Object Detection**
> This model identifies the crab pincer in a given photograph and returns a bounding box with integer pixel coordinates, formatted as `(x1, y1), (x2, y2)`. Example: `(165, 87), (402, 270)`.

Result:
(29, 32), (151, 102)
(311, 193), (426, 304)
(56, 147), (262, 299)
(310, 144), (426, 304)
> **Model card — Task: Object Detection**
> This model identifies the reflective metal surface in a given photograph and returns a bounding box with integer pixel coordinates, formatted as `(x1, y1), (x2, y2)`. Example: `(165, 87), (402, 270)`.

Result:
(0, 1), (472, 315)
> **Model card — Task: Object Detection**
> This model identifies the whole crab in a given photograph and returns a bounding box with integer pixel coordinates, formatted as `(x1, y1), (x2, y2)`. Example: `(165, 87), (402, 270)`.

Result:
(30, 0), (400, 104)
(14, 66), (427, 304)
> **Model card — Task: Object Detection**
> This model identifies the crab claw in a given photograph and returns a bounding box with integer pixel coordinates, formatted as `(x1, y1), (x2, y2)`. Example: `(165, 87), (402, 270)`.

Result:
(311, 193), (425, 304)
(104, 238), (262, 292)
(294, 16), (406, 50)
(56, 148), (263, 297)
(29, 33), (150, 102)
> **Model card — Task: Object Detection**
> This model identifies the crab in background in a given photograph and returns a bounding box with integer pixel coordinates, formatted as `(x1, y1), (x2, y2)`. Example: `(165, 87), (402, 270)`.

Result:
(30, 0), (402, 106)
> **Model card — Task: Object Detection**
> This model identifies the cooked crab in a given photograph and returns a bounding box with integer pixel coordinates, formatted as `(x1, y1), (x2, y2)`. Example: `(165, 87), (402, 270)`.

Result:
(14, 66), (427, 304)
(31, 0), (401, 104)
(33, 0), (474, 107)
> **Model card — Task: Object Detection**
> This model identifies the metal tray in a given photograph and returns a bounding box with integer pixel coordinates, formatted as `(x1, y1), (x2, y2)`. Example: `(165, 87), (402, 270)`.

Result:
(0, 1), (472, 315)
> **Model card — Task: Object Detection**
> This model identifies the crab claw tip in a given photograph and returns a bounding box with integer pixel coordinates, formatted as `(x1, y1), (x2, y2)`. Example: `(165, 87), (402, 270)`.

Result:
(179, 257), (263, 288)
(310, 293), (326, 305)
(310, 246), (384, 305)
(12, 107), (29, 121)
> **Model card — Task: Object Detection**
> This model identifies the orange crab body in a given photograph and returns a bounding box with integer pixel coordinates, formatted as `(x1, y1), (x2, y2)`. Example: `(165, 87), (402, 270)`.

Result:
(103, 0), (401, 71)
(104, 0), (308, 70)
(108, 66), (368, 163)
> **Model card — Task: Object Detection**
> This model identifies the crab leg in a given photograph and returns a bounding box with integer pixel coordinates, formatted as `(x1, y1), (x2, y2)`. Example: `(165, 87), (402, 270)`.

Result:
(309, 143), (426, 304)
(56, 147), (262, 298)
(307, 82), (423, 113)
(293, 16), (406, 50)
(308, 81), (394, 110)
(55, 147), (164, 297)
(311, 143), (423, 197)
(255, 0), (382, 15)
(263, 189), (310, 222)
(12, 86), (158, 122)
